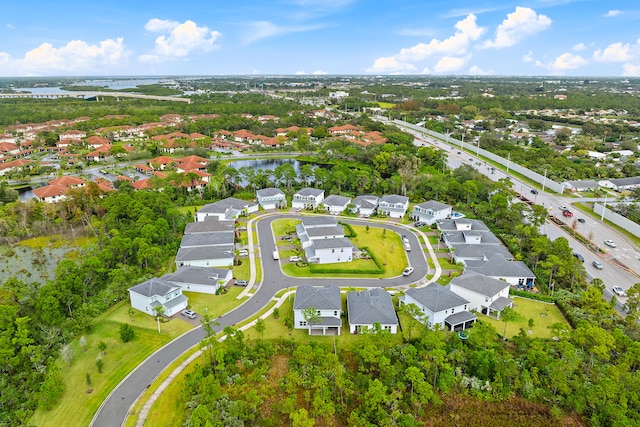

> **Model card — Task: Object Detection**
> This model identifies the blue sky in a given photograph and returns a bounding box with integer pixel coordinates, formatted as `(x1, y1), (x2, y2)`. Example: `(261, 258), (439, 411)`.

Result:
(0, 0), (638, 77)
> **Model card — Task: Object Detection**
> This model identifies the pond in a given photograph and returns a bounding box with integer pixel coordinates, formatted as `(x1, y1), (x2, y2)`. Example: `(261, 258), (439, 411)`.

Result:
(227, 158), (312, 186)
(0, 244), (71, 284)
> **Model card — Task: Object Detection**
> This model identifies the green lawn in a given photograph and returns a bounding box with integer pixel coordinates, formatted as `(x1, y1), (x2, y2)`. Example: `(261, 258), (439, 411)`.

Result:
(184, 286), (247, 317)
(479, 297), (569, 339)
(30, 302), (193, 427)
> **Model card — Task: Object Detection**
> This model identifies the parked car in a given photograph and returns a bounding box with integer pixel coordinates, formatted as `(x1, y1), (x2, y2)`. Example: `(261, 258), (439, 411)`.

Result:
(238, 249), (249, 256)
(613, 286), (626, 297)
(289, 256), (302, 262)
(281, 236), (293, 242)
(234, 280), (249, 287)
(604, 240), (617, 248)
(402, 266), (414, 276)
(592, 260), (604, 270)
(181, 309), (197, 319)
(414, 221), (427, 227)
(577, 218), (585, 223)
(237, 226), (247, 231)
(530, 189), (538, 194)
(573, 253), (584, 262)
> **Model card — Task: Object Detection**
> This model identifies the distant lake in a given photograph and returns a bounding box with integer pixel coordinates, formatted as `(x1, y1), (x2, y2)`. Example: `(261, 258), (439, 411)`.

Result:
(11, 77), (164, 94)
(228, 158), (301, 174)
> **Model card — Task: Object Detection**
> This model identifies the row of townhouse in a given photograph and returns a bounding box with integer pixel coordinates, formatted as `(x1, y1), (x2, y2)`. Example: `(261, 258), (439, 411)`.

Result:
(294, 273), (514, 335)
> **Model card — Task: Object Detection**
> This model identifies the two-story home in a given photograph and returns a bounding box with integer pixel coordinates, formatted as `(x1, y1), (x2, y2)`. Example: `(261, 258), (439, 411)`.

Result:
(438, 218), (513, 264)
(292, 188), (325, 210)
(449, 271), (513, 319)
(351, 194), (379, 217)
(296, 216), (353, 264)
(377, 194), (409, 218)
(163, 265), (232, 294)
(323, 195), (351, 215)
(412, 200), (452, 225)
(293, 285), (342, 335)
(347, 288), (398, 334)
(196, 197), (259, 222)
(128, 277), (189, 317)
(256, 187), (287, 210)
(464, 254), (536, 290)
(401, 284), (476, 332)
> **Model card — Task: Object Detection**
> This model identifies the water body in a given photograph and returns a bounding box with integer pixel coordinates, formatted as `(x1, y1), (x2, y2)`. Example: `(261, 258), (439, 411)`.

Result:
(228, 158), (306, 187)
(11, 77), (163, 94)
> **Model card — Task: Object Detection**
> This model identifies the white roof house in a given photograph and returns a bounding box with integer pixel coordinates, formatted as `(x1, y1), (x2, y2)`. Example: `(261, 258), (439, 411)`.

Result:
(293, 285), (342, 335)
(128, 277), (188, 317)
(377, 194), (409, 218)
(256, 187), (286, 210)
(163, 265), (232, 294)
(292, 188), (325, 210)
(347, 288), (398, 334)
(401, 285), (476, 332)
(411, 200), (452, 225)
(323, 195), (352, 215)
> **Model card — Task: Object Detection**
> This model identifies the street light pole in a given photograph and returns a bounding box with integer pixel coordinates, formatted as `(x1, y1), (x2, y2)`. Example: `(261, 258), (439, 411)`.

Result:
(542, 168), (547, 193)
(601, 194), (607, 222)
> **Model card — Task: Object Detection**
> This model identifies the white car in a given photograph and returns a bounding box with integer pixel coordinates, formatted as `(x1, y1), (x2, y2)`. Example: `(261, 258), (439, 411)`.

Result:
(613, 286), (626, 297)
(604, 240), (617, 248)
(181, 309), (197, 319)
(289, 256), (302, 262)
(238, 249), (249, 256)
(402, 266), (414, 276)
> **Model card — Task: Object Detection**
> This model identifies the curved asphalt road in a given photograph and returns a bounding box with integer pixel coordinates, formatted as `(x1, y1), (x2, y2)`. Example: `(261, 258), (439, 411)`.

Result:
(91, 214), (435, 427)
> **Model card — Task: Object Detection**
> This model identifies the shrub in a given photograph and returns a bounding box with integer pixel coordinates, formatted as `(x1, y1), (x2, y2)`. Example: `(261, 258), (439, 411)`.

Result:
(119, 323), (135, 343)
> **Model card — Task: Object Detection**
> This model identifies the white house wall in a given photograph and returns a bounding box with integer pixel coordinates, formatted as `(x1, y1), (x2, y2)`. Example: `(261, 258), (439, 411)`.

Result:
(315, 247), (353, 264)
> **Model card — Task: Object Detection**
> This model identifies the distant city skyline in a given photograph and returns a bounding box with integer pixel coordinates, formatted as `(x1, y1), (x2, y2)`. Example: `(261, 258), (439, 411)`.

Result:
(1, 0), (639, 77)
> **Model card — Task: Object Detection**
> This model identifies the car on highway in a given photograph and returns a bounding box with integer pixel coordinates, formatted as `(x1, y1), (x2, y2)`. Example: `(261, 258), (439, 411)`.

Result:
(289, 256), (302, 262)
(613, 286), (626, 297)
(562, 210), (573, 217)
(530, 189), (538, 194)
(577, 218), (585, 223)
(573, 253), (584, 262)
(592, 260), (604, 270)
(402, 266), (414, 276)
(560, 205), (568, 211)
(604, 240), (617, 248)
(234, 279), (249, 287)
(181, 309), (197, 319)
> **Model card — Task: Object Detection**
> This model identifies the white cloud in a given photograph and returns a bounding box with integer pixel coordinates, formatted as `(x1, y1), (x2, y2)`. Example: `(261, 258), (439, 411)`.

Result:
(243, 21), (323, 45)
(573, 43), (586, 51)
(6, 24), (15, 30)
(593, 42), (632, 62)
(435, 56), (468, 73)
(0, 38), (130, 75)
(469, 65), (493, 75)
(541, 52), (588, 72)
(312, 70), (327, 75)
(482, 7), (551, 49)
(605, 10), (621, 17)
(622, 63), (640, 76)
(140, 19), (221, 63)
(366, 57), (416, 73)
(522, 50), (534, 62)
(368, 14), (485, 73)
(294, 70), (307, 75)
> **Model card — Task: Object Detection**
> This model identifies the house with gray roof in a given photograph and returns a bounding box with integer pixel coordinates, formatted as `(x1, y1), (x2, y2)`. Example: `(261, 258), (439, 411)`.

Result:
(401, 284), (476, 331)
(295, 216), (352, 263)
(411, 200), (452, 225)
(292, 187), (325, 210)
(184, 217), (234, 234)
(562, 179), (600, 193)
(465, 254), (536, 290)
(449, 271), (513, 319)
(163, 265), (232, 294)
(347, 288), (398, 334)
(293, 285), (342, 335)
(351, 194), (379, 217)
(323, 195), (352, 215)
(304, 237), (353, 264)
(377, 194), (409, 218)
(175, 245), (234, 268)
(256, 187), (286, 210)
(196, 197), (258, 222)
(179, 231), (234, 248)
(437, 218), (514, 264)
(128, 277), (188, 317)
(599, 176), (640, 191)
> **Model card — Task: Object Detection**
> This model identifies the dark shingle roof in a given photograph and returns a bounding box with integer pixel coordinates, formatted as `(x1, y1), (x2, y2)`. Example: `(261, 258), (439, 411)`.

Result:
(450, 271), (510, 297)
(163, 265), (229, 286)
(129, 277), (178, 297)
(405, 284), (469, 312)
(184, 218), (234, 233)
(347, 288), (398, 326)
(294, 285), (341, 310)
(256, 187), (285, 197)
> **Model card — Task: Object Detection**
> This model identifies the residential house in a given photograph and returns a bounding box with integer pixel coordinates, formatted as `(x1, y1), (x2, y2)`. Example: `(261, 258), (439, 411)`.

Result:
(295, 216), (353, 264)
(438, 218), (513, 264)
(292, 188), (325, 210)
(256, 187), (287, 210)
(377, 194), (409, 218)
(163, 265), (232, 294)
(347, 288), (398, 334)
(412, 201), (452, 225)
(293, 285), (342, 335)
(464, 254), (536, 290)
(351, 194), (379, 217)
(401, 285), (476, 332)
(562, 180), (600, 192)
(599, 177), (640, 191)
(175, 246), (234, 268)
(323, 195), (351, 215)
(128, 277), (188, 317)
(449, 271), (513, 319)
(196, 197), (259, 222)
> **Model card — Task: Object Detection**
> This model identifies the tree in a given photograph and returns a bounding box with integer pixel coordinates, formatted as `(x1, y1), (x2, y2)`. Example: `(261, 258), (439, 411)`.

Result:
(290, 408), (315, 427)
(255, 318), (266, 341)
(96, 357), (104, 373)
(302, 307), (321, 336)
(39, 366), (64, 410)
(399, 302), (424, 342)
(624, 283), (640, 321)
(61, 344), (75, 366)
(119, 323), (135, 343)
(499, 306), (520, 341)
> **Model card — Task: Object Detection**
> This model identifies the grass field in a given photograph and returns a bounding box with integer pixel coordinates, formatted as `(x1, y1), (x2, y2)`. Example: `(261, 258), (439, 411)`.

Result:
(30, 302), (193, 427)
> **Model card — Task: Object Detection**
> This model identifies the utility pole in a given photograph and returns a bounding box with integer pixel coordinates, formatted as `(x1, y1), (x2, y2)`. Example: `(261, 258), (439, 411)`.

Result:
(542, 168), (547, 192)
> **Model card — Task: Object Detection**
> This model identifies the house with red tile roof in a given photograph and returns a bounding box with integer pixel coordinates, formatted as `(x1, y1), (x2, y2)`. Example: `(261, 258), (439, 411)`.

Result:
(0, 159), (33, 176)
(85, 135), (111, 148)
(328, 124), (360, 136)
(148, 156), (176, 170)
(233, 129), (255, 142)
(59, 130), (86, 141)
(0, 142), (19, 155)
(85, 144), (112, 162)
